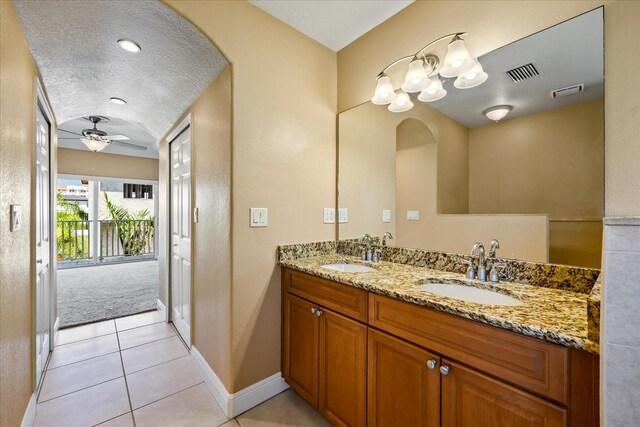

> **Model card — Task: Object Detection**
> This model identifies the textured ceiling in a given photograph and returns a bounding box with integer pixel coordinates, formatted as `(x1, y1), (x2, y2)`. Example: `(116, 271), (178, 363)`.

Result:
(13, 0), (228, 141)
(249, 0), (413, 51)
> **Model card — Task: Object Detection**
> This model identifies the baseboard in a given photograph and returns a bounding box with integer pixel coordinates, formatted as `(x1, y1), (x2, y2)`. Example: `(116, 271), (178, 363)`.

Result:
(156, 298), (167, 321)
(191, 346), (289, 418)
(20, 393), (36, 427)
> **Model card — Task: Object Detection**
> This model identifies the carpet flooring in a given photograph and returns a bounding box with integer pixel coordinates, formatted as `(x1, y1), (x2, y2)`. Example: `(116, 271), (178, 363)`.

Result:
(57, 260), (159, 328)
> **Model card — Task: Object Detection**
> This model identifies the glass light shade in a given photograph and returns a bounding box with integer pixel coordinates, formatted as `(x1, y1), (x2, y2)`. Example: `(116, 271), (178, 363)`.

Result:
(439, 38), (475, 78)
(401, 59), (430, 93)
(388, 90), (414, 113)
(81, 137), (109, 152)
(418, 77), (447, 102)
(484, 105), (512, 121)
(371, 75), (398, 105)
(454, 60), (488, 89)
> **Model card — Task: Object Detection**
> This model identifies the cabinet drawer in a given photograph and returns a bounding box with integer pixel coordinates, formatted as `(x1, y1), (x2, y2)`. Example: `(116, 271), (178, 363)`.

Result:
(283, 268), (368, 322)
(369, 294), (569, 403)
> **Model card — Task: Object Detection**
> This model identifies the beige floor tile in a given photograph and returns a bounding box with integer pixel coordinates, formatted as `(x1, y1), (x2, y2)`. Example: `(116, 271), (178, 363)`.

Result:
(96, 412), (134, 427)
(133, 383), (228, 427)
(236, 390), (330, 427)
(117, 322), (176, 350)
(48, 333), (120, 369)
(127, 356), (203, 409)
(39, 352), (123, 402)
(121, 336), (188, 374)
(220, 420), (240, 427)
(115, 311), (164, 332)
(34, 378), (130, 427)
(56, 320), (116, 346)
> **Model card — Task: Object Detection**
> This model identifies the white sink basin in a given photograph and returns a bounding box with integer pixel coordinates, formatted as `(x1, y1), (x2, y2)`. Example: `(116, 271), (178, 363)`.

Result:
(417, 283), (523, 306)
(321, 263), (376, 273)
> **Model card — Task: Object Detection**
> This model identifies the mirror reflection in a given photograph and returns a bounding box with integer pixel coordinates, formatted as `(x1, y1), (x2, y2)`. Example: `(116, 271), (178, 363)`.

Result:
(338, 8), (603, 268)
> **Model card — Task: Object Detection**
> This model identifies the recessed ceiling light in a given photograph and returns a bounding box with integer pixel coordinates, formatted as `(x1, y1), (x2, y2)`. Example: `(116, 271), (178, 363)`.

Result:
(110, 97), (127, 105)
(117, 39), (141, 53)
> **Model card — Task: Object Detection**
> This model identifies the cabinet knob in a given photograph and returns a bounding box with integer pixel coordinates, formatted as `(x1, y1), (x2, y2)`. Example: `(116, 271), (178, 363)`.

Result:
(426, 359), (437, 370)
(315, 309), (323, 317)
(440, 365), (451, 376)
(311, 307), (317, 314)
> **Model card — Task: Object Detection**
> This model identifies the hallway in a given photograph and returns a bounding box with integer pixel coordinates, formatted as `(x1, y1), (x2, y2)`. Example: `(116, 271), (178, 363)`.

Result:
(35, 312), (329, 427)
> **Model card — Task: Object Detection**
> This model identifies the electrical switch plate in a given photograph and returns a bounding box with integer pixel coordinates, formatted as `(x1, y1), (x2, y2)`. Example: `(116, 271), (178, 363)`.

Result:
(10, 205), (22, 231)
(382, 209), (391, 223)
(250, 208), (268, 227)
(407, 210), (420, 221)
(323, 208), (335, 224)
(338, 208), (348, 224)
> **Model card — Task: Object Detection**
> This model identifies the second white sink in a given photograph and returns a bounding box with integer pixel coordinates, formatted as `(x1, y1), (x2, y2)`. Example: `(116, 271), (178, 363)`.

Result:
(321, 263), (375, 273)
(418, 283), (523, 306)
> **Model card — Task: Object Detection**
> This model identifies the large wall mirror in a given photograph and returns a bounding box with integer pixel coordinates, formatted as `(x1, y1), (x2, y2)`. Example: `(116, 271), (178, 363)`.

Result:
(338, 8), (603, 268)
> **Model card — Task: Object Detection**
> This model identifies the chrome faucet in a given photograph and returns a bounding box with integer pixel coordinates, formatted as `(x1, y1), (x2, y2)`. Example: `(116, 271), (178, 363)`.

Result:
(360, 234), (373, 261)
(488, 239), (500, 258)
(382, 232), (393, 246)
(471, 242), (487, 281)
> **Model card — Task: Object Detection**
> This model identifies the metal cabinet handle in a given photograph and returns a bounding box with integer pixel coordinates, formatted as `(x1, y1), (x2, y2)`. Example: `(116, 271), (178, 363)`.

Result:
(311, 307), (316, 314)
(36, 259), (43, 264)
(315, 309), (323, 317)
(427, 359), (437, 370)
(440, 365), (451, 376)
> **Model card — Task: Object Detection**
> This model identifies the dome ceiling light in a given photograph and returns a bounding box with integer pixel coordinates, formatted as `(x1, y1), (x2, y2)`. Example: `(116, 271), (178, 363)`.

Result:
(483, 105), (512, 122)
(371, 32), (487, 113)
(110, 97), (127, 105)
(117, 38), (141, 53)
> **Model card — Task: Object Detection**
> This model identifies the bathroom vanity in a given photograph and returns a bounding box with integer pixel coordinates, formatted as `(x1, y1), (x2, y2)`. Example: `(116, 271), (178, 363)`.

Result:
(279, 242), (600, 427)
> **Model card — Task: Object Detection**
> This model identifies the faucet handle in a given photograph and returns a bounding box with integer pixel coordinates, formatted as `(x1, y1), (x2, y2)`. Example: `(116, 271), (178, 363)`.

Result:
(463, 259), (475, 280)
(489, 263), (506, 283)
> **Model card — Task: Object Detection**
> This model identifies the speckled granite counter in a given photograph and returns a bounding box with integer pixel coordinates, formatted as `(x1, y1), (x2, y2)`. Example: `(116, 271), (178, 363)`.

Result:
(278, 243), (600, 354)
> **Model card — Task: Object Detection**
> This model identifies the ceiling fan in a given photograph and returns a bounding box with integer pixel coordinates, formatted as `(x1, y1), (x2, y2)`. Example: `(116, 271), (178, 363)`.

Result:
(59, 116), (147, 152)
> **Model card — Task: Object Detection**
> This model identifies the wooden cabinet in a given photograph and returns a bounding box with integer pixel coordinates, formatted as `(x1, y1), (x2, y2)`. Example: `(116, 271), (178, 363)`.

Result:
(441, 359), (566, 427)
(283, 292), (367, 426)
(368, 329), (440, 427)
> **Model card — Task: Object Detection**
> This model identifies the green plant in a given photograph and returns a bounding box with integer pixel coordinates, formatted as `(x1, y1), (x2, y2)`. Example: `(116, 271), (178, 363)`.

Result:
(103, 193), (155, 256)
(56, 192), (89, 259)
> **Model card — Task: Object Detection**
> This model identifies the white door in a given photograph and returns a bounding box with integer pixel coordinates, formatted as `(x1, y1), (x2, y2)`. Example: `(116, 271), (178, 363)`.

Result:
(35, 102), (51, 388)
(170, 127), (192, 346)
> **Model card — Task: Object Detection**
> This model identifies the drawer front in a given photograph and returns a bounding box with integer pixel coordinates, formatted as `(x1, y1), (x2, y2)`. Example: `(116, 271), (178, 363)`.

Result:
(369, 294), (569, 403)
(283, 268), (368, 322)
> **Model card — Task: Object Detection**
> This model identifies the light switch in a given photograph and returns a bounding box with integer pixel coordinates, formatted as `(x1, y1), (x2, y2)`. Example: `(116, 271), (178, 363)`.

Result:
(323, 208), (335, 224)
(250, 208), (268, 227)
(407, 210), (420, 221)
(10, 205), (22, 231)
(193, 207), (199, 223)
(338, 208), (348, 224)
(382, 209), (391, 223)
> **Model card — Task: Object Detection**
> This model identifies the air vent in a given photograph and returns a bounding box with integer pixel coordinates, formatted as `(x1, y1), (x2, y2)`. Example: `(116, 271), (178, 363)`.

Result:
(552, 84), (584, 98)
(505, 63), (540, 83)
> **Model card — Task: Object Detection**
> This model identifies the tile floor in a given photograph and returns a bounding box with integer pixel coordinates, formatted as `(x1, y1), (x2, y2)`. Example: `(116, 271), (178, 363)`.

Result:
(35, 311), (329, 427)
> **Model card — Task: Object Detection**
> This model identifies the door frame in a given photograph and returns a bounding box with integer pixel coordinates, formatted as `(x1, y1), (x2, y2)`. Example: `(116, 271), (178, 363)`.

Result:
(33, 76), (57, 391)
(163, 113), (193, 346)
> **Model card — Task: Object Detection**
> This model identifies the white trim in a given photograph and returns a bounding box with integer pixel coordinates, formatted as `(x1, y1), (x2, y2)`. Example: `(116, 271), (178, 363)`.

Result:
(156, 298), (168, 322)
(20, 393), (36, 427)
(190, 346), (289, 418)
(165, 113), (192, 144)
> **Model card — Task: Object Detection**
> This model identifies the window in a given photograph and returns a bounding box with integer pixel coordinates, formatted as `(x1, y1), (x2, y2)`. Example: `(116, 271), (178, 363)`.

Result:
(123, 183), (153, 199)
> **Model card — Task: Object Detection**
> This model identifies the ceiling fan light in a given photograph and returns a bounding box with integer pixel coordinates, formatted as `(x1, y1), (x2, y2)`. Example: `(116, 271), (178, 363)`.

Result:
(454, 60), (488, 89)
(401, 58), (430, 93)
(484, 105), (512, 122)
(81, 136), (109, 152)
(388, 90), (414, 113)
(418, 78), (447, 102)
(371, 75), (398, 105)
(439, 38), (475, 78)
(117, 38), (141, 52)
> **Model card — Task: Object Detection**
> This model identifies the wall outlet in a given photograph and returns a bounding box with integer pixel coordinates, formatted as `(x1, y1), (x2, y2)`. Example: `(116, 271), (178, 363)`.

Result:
(338, 208), (348, 224)
(407, 210), (420, 221)
(323, 208), (335, 224)
(382, 209), (391, 223)
(10, 205), (22, 231)
(250, 208), (268, 227)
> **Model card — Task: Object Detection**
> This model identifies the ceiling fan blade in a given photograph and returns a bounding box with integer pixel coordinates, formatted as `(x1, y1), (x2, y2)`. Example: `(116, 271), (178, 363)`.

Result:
(59, 128), (82, 136)
(58, 137), (80, 140)
(107, 134), (130, 141)
(113, 140), (147, 151)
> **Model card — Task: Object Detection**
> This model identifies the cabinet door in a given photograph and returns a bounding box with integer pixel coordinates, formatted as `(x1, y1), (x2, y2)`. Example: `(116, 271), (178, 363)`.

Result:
(283, 293), (319, 408)
(441, 359), (567, 427)
(368, 329), (440, 427)
(319, 309), (367, 427)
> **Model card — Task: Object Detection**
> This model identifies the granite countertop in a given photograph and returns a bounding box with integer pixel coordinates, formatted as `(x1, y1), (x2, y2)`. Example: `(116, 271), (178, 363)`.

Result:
(280, 253), (599, 354)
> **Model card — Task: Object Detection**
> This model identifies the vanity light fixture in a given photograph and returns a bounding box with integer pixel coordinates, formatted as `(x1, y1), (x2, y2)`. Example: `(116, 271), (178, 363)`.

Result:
(371, 33), (486, 113)
(117, 38), (141, 53)
(110, 97), (127, 105)
(484, 105), (512, 122)
(81, 136), (109, 152)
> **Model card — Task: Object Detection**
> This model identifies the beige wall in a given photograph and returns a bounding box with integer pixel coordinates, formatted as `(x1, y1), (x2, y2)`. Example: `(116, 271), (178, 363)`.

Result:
(57, 148), (159, 181)
(0, 2), (40, 425)
(163, 0), (337, 392)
